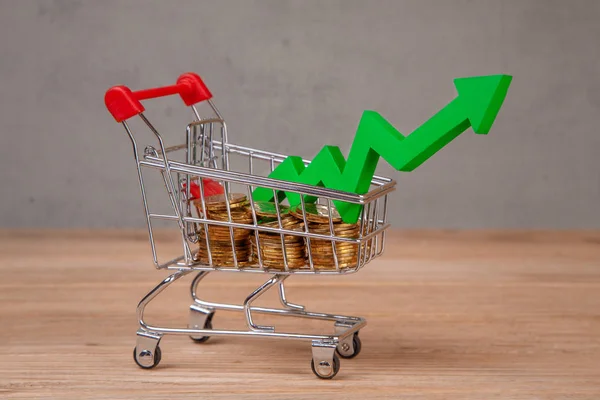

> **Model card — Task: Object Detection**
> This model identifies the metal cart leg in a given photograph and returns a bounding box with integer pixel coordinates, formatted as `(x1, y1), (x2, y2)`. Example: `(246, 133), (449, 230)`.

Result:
(134, 269), (192, 369)
(243, 275), (281, 332)
(137, 269), (192, 330)
(278, 277), (305, 311)
(188, 272), (215, 343)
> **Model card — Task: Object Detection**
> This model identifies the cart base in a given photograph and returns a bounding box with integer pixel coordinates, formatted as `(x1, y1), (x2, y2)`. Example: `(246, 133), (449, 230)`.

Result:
(133, 270), (365, 379)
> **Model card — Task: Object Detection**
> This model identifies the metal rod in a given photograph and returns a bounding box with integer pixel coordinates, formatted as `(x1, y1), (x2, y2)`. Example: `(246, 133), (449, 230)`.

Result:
(243, 275), (281, 332)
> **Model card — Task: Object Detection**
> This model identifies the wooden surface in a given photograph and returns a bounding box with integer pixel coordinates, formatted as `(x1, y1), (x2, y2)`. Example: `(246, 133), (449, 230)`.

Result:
(1, 230), (599, 399)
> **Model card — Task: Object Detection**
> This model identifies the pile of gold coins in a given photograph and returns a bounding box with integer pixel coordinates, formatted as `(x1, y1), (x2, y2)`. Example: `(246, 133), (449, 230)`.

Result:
(194, 193), (363, 270)
(251, 202), (306, 270)
(291, 204), (360, 270)
(194, 193), (253, 266)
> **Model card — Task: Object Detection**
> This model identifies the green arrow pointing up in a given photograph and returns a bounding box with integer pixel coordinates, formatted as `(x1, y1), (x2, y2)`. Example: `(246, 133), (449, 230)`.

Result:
(253, 74), (512, 223)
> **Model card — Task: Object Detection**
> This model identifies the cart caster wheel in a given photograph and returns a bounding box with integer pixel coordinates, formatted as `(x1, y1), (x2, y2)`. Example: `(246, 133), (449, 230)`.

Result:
(337, 332), (361, 359)
(133, 345), (162, 369)
(311, 353), (340, 380)
(189, 308), (214, 343)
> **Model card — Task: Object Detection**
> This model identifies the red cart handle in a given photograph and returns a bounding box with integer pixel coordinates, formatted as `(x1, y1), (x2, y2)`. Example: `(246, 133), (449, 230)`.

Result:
(105, 72), (212, 122)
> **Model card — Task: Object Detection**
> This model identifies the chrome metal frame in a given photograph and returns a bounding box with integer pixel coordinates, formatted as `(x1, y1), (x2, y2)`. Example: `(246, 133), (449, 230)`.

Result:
(123, 98), (397, 377)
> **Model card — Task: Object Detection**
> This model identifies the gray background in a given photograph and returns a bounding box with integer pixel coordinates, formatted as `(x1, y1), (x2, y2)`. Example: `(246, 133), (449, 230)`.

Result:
(1, 0), (599, 229)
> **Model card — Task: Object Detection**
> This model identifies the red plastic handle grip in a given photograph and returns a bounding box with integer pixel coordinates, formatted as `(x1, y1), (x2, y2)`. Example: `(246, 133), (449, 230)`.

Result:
(105, 72), (212, 122)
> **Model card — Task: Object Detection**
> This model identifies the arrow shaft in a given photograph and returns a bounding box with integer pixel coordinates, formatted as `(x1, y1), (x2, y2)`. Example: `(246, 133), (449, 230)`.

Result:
(254, 98), (471, 222)
(342, 98), (468, 196)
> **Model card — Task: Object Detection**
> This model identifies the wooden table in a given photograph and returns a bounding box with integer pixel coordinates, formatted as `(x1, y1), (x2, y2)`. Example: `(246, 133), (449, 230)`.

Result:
(1, 230), (599, 399)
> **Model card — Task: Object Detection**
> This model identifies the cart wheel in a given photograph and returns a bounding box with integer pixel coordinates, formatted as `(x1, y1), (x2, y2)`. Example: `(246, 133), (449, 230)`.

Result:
(311, 353), (340, 379)
(337, 332), (362, 359)
(189, 312), (214, 343)
(133, 345), (162, 369)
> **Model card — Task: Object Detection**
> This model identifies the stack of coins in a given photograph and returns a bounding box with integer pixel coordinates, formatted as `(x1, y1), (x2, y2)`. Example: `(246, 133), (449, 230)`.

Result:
(291, 203), (360, 270)
(252, 201), (306, 270)
(194, 193), (253, 266)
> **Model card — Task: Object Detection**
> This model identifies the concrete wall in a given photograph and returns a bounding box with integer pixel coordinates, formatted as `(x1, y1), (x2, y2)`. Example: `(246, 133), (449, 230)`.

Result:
(1, 0), (599, 228)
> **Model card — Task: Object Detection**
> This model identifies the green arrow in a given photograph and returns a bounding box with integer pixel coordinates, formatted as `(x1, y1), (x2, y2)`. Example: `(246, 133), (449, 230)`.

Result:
(253, 74), (512, 223)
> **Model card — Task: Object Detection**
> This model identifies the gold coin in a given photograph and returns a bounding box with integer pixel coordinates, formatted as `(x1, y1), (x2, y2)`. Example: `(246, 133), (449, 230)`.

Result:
(203, 228), (251, 234)
(198, 252), (251, 258)
(309, 250), (356, 257)
(260, 248), (305, 255)
(257, 229), (303, 236)
(207, 217), (254, 225)
(203, 193), (247, 207)
(259, 243), (305, 250)
(262, 262), (307, 269)
(201, 224), (252, 231)
(309, 253), (358, 260)
(207, 215), (253, 223)
(309, 253), (357, 259)
(310, 243), (358, 250)
(311, 239), (358, 245)
(312, 259), (357, 265)
(256, 236), (304, 244)
(253, 201), (290, 218)
(199, 234), (250, 242)
(197, 259), (254, 267)
(289, 203), (342, 224)
(309, 250), (357, 256)
(198, 245), (250, 252)
(208, 206), (250, 213)
(309, 227), (359, 238)
(200, 239), (250, 246)
(261, 258), (305, 263)
(310, 229), (359, 238)
(258, 245), (303, 252)
(200, 227), (252, 236)
(259, 247), (305, 254)
(199, 243), (250, 250)
(310, 260), (358, 265)
(194, 202), (249, 216)
(311, 233), (359, 240)
(198, 256), (252, 262)
(200, 235), (251, 242)
(259, 216), (303, 229)
(259, 246), (305, 252)
(196, 250), (251, 257)
(201, 244), (250, 251)
(311, 264), (356, 270)
(309, 254), (357, 261)
(309, 222), (359, 231)
(309, 258), (357, 264)
(199, 249), (250, 255)
(202, 232), (253, 240)
(257, 232), (304, 241)
(259, 249), (305, 256)
(198, 242), (249, 250)
(198, 258), (252, 264)
(207, 208), (252, 217)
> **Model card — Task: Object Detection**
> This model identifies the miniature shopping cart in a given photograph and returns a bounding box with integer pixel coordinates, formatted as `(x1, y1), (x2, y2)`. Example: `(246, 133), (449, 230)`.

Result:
(105, 72), (396, 379)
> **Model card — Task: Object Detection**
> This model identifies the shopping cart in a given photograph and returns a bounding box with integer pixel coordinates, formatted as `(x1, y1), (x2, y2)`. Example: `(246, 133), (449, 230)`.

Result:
(105, 72), (396, 379)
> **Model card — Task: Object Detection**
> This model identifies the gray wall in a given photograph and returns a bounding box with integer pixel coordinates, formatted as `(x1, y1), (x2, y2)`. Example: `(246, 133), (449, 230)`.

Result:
(1, 0), (599, 229)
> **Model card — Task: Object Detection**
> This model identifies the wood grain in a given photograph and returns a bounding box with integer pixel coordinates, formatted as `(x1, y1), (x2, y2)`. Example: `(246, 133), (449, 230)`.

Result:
(0, 230), (599, 399)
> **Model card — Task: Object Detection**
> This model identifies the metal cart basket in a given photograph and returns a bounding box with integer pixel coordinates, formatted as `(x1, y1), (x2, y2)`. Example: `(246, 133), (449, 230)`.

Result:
(105, 72), (396, 379)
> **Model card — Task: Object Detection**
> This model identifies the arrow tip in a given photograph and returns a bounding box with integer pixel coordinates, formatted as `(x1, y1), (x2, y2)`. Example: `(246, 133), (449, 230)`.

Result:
(454, 74), (512, 134)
